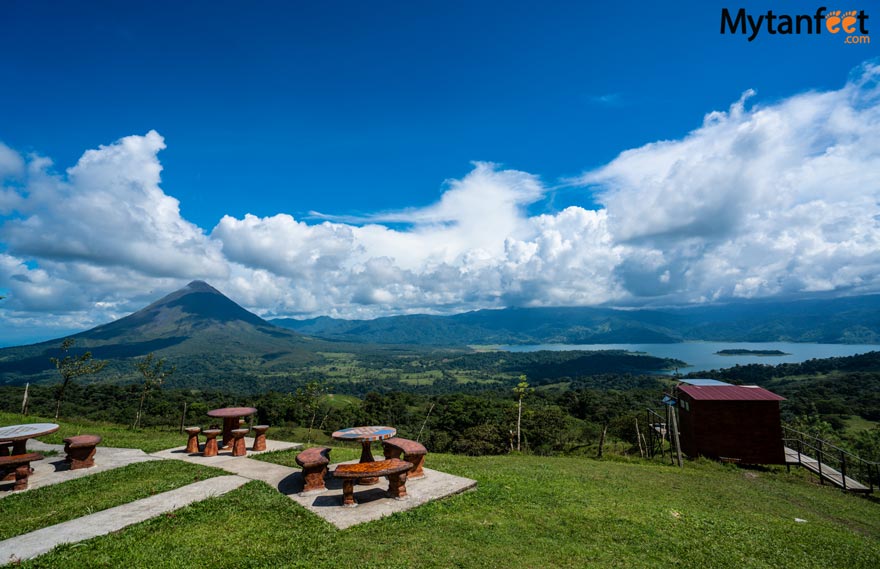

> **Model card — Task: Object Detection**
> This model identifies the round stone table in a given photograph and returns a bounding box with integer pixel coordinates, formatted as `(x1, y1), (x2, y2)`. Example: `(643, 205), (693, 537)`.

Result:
(207, 407), (257, 449)
(331, 426), (397, 485)
(0, 423), (60, 455)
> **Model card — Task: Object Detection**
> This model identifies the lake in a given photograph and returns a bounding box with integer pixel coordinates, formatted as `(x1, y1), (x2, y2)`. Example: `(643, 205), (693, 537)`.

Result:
(497, 342), (880, 374)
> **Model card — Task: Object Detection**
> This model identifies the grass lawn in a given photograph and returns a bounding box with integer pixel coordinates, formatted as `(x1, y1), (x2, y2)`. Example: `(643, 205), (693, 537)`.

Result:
(13, 453), (880, 568)
(0, 460), (227, 541)
(0, 411), (189, 453)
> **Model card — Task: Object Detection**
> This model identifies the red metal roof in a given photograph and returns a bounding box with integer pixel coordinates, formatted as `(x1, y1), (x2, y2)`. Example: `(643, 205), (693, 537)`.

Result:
(677, 384), (786, 401)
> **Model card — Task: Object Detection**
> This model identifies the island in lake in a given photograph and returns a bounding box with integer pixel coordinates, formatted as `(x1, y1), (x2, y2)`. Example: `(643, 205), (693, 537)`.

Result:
(715, 349), (790, 356)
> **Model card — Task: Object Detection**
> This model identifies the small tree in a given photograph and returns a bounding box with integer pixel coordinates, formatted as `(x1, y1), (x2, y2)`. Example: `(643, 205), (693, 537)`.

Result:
(50, 338), (107, 420)
(512, 375), (533, 452)
(133, 353), (175, 429)
(294, 380), (329, 444)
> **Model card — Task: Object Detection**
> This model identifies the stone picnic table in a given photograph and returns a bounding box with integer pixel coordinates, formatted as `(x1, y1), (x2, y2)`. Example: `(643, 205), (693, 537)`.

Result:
(0, 423), (60, 456)
(331, 426), (396, 485)
(207, 407), (257, 449)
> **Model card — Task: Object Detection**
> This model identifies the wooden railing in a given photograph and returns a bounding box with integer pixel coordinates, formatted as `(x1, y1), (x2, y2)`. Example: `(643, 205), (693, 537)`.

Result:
(782, 425), (879, 493)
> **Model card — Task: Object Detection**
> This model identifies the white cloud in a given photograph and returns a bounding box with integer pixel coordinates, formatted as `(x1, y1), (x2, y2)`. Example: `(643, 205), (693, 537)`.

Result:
(2, 131), (228, 279)
(2, 61), (880, 340)
(580, 60), (880, 304)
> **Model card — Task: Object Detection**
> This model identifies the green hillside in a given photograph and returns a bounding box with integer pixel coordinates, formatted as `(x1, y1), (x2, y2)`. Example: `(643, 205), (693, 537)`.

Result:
(8, 444), (879, 568)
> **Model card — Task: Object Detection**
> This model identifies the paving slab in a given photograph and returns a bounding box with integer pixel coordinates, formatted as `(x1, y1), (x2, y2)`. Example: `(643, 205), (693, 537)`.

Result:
(157, 446), (478, 529)
(150, 437), (301, 464)
(0, 441), (160, 496)
(0, 475), (248, 563)
(283, 460), (478, 529)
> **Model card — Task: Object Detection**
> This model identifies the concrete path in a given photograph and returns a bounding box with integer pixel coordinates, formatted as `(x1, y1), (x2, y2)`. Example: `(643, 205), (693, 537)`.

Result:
(2, 436), (478, 562)
(285, 461), (478, 529)
(156, 445), (478, 529)
(0, 475), (248, 563)
(1, 441), (160, 494)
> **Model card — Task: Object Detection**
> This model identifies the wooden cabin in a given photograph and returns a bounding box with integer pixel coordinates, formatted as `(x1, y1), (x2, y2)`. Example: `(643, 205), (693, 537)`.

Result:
(675, 380), (786, 465)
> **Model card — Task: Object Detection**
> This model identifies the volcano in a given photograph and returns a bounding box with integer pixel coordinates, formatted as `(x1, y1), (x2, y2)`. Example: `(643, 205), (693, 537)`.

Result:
(0, 281), (326, 387)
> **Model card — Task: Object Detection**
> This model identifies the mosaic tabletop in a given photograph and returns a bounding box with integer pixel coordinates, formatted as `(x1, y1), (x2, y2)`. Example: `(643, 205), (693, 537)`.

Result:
(0, 423), (60, 441)
(331, 426), (397, 442)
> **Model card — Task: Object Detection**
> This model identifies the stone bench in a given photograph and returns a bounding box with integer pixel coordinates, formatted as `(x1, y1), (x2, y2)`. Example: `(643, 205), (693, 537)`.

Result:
(382, 437), (427, 479)
(63, 435), (102, 470)
(0, 453), (44, 490)
(333, 458), (413, 507)
(295, 447), (332, 493)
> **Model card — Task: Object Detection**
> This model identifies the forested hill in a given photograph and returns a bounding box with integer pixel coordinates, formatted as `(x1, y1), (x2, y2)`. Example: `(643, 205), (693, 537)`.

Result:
(272, 294), (880, 345)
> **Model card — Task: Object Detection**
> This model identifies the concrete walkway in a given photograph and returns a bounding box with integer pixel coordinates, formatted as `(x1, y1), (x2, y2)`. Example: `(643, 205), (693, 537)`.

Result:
(1, 441), (160, 494)
(155, 444), (478, 529)
(0, 475), (248, 564)
(2, 437), (478, 562)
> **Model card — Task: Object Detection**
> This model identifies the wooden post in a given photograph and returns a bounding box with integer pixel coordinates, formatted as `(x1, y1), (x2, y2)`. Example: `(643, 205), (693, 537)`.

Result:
(597, 424), (608, 458)
(670, 406), (683, 467)
(635, 418), (644, 458)
(21, 383), (29, 415)
(179, 401), (187, 434)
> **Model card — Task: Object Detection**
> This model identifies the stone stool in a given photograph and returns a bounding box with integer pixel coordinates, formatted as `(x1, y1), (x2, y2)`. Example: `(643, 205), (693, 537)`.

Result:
(202, 429), (222, 457)
(63, 434), (102, 469)
(251, 425), (269, 451)
(184, 427), (201, 454)
(295, 447), (332, 493)
(231, 428), (249, 457)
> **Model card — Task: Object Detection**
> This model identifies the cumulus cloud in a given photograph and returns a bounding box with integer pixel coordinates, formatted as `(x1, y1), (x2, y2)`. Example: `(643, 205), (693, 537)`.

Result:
(581, 59), (880, 304)
(2, 131), (227, 279)
(2, 61), (880, 340)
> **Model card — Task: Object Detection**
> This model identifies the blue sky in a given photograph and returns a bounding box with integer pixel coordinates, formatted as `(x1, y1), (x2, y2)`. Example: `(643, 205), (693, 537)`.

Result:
(1, 1), (878, 344)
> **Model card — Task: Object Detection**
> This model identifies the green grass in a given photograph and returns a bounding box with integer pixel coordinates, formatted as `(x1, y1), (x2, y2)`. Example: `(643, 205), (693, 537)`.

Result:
(0, 411), (189, 453)
(320, 393), (360, 410)
(14, 453), (880, 568)
(252, 445), (363, 468)
(844, 415), (879, 434)
(0, 460), (226, 541)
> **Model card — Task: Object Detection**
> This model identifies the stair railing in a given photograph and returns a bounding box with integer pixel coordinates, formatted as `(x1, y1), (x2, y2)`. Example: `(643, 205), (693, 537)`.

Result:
(783, 425), (879, 492)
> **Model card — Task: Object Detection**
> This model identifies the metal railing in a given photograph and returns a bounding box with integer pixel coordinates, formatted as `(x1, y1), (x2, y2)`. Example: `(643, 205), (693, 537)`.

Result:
(783, 425), (879, 493)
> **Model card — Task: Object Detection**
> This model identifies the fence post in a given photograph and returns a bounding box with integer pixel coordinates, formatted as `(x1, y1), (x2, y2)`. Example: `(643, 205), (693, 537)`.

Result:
(840, 450), (847, 492)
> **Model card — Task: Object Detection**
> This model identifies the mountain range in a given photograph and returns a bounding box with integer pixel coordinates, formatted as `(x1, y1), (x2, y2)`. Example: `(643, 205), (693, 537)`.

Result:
(272, 294), (880, 345)
(2, 281), (879, 389)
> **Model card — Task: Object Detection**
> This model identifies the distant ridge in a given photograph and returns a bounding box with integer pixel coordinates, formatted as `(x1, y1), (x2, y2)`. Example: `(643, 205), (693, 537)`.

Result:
(271, 294), (880, 346)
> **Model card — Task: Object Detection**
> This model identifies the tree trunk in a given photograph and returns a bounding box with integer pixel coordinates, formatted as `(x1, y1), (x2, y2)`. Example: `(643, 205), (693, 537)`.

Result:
(134, 387), (148, 429)
(54, 379), (70, 420)
(597, 424), (608, 458)
(307, 409), (317, 444)
(516, 397), (523, 452)
(417, 403), (435, 443)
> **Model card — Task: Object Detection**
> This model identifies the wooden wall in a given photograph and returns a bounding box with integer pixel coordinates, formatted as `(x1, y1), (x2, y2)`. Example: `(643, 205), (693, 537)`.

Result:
(678, 396), (785, 464)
